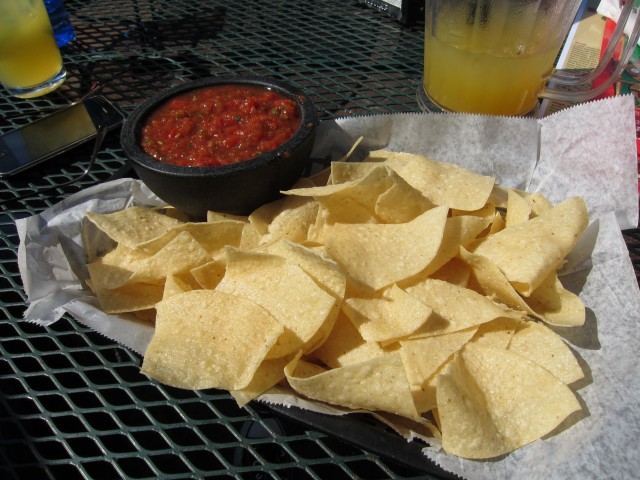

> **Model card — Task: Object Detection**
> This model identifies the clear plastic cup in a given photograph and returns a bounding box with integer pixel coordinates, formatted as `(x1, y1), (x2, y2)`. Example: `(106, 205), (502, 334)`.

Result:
(0, 0), (67, 98)
(418, 0), (640, 116)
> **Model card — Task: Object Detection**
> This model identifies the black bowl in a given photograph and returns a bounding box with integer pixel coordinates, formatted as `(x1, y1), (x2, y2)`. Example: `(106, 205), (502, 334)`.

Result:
(121, 76), (317, 218)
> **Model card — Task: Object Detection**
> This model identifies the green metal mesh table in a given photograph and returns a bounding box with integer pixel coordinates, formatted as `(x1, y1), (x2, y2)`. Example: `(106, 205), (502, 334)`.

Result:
(1, 1), (638, 479)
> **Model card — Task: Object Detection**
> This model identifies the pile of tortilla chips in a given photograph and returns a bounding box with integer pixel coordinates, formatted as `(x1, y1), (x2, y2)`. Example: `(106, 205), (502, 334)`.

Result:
(84, 149), (589, 460)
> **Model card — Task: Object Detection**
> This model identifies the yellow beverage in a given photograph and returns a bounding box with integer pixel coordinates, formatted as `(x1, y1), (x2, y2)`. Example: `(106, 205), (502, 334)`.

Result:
(0, 0), (65, 97)
(421, 0), (576, 116)
(423, 33), (559, 116)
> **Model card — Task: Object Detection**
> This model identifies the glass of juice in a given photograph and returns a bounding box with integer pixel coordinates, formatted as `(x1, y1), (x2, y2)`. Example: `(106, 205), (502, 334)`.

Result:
(419, 0), (640, 116)
(0, 0), (66, 98)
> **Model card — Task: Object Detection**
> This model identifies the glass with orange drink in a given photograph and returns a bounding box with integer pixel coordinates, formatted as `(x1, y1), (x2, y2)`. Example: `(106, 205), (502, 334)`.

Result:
(419, 0), (640, 116)
(0, 0), (66, 98)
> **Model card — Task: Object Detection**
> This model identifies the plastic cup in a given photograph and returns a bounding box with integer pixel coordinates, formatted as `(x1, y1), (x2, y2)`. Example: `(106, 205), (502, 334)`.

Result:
(419, 0), (640, 116)
(0, 0), (67, 98)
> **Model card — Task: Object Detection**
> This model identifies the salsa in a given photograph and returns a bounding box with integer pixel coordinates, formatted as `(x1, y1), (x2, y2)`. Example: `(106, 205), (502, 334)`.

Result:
(140, 84), (301, 167)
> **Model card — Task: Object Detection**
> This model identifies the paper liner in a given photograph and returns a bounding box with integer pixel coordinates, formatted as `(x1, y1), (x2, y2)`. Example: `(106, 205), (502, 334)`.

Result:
(16, 96), (640, 479)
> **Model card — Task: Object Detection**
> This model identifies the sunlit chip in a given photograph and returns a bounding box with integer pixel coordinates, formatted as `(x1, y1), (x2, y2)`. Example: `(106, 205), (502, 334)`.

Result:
(505, 189), (531, 226)
(239, 221), (262, 250)
(135, 220), (244, 256)
(132, 308), (156, 324)
(207, 211), (247, 223)
(261, 239), (346, 351)
(231, 356), (292, 408)
(310, 310), (386, 368)
(400, 327), (478, 413)
(428, 257), (471, 287)
(249, 183), (318, 246)
(374, 179), (433, 224)
(399, 214), (491, 286)
(471, 196), (588, 296)
(87, 231), (211, 293)
(262, 239), (346, 301)
(459, 247), (533, 315)
(216, 247), (337, 358)
(86, 243), (147, 291)
(487, 211), (506, 236)
(283, 164), (391, 223)
(130, 231), (212, 284)
(367, 150), (495, 211)
(259, 196), (319, 246)
(526, 191), (553, 217)
(306, 205), (331, 245)
(508, 320), (584, 384)
(406, 278), (523, 336)
(343, 284), (432, 345)
(309, 166), (332, 186)
(141, 290), (284, 390)
(325, 205), (449, 291)
(399, 328), (477, 388)
(285, 352), (421, 420)
(450, 199), (496, 219)
(92, 282), (164, 314)
(462, 244), (585, 328)
(487, 184), (509, 210)
(86, 207), (184, 249)
(469, 316), (521, 349)
(190, 260), (226, 290)
(162, 271), (201, 300)
(329, 161), (379, 184)
(285, 164), (429, 225)
(525, 270), (586, 327)
(437, 343), (581, 459)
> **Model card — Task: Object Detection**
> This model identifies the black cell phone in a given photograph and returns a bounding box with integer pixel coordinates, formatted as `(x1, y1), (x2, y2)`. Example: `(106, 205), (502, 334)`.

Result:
(0, 96), (125, 178)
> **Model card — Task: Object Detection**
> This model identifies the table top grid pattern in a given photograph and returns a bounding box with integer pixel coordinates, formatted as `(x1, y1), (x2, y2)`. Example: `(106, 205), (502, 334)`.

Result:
(0, 1), (638, 479)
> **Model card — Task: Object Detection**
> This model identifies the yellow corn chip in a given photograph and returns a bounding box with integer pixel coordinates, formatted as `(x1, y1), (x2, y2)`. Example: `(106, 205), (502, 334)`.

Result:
(141, 290), (284, 390)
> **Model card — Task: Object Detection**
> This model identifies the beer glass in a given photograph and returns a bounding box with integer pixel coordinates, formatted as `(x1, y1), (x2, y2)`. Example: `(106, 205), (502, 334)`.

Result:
(0, 0), (67, 98)
(418, 0), (640, 116)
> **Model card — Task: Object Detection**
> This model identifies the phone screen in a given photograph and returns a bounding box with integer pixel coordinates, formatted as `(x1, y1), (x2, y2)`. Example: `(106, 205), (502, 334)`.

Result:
(0, 97), (123, 177)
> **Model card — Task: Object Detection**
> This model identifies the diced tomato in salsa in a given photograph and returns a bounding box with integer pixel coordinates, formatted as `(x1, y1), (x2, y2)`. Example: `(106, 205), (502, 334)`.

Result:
(140, 84), (301, 167)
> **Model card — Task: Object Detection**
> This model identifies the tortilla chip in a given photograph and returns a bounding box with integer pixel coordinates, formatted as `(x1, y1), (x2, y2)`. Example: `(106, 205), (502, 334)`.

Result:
(525, 270), (586, 327)
(93, 282), (164, 314)
(505, 189), (531, 226)
(230, 356), (291, 407)
(437, 343), (581, 459)
(368, 150), (495, 211)
(469, 317), (521, 350)
(190, 260), (226, 290)
(141, 290), (284, 390)
(135, 220), (244, 256)
(526, 192), (553, 217)
(399, 328), (477, 388)
(258, 196), (319, 246)
(401, 214), (491, 286)
(86, 207), (184, 248)
(459, 247), (533, 315)
(329, 161), (380, 184)
(285, 352), (421, 420)
(216, 247), (338, 358)
(325, 205), (449, 291)
(471, 197), (588, 296)
(406, 278), (523, 336)
(310, 310), (386, 368)
(508, 320), (584, 384)
(429, 257), (471, 287)
(343, 284), (432, 344)
(163, 271), (201, 299)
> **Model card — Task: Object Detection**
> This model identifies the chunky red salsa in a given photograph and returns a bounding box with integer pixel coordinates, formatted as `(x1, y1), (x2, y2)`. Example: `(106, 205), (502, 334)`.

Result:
(140, 84), (301, 167)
